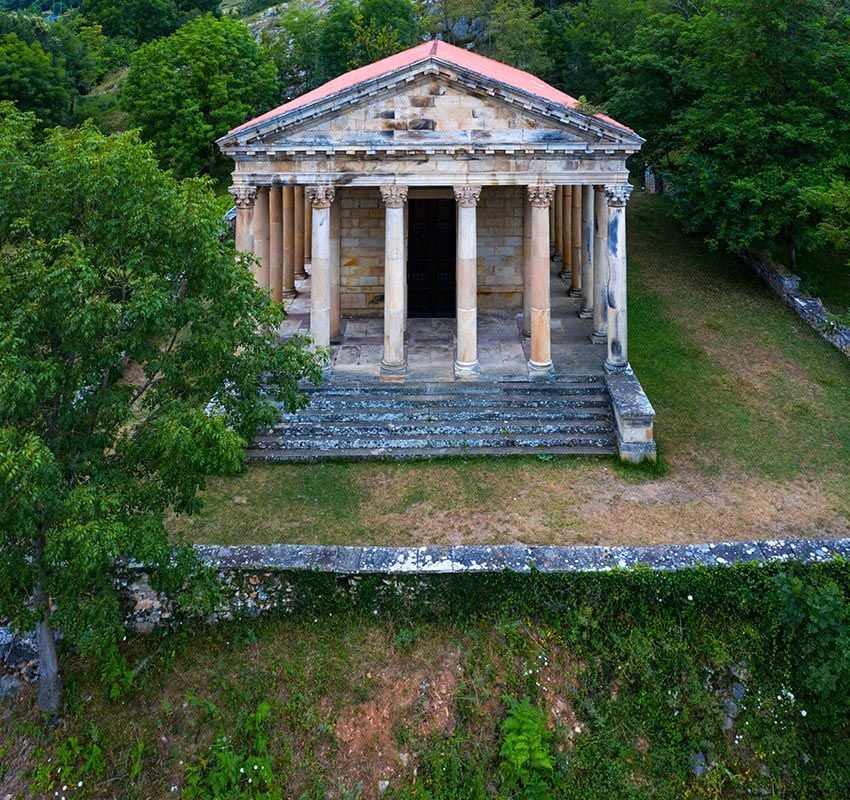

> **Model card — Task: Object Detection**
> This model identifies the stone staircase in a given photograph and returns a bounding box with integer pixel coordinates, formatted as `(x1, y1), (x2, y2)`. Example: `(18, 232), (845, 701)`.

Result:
(249, 374), (617, 460)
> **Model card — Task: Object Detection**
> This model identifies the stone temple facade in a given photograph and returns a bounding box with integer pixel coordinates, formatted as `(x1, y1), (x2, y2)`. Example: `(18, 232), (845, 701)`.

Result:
(218, 40), (656, 461)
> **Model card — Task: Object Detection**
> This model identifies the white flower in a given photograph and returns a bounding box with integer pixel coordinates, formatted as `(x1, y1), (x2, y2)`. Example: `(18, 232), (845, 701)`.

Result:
(240, 768), (245, 773)
(687, 595), (693, 601)
(801, 709), (807, 717)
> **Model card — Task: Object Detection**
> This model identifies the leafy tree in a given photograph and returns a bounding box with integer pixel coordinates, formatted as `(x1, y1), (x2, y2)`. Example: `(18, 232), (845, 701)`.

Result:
(0, 32), (70, 125)
(485, 0), (551, 76)
(666, 0), (850, 267)
(317, 0), (420, 80)
(79, 0), (218, 43)
(0, 104), (323, 716)
(122, 14), (277, 178)
(261, 0), (323, 101)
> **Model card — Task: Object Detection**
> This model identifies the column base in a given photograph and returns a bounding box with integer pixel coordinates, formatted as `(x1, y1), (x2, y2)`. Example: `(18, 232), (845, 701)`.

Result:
(527, 360), (555, 378)
(567, 287), (582, 298)
(282, 288), (298, 300)
(577, 307), (594, 319)
(605, 359), (629, 374)
(330, 331), (343, 345)
(589, 329), (607, 344)
(454, 360), (481, 380)
(559, 268), (571, 279)
(295, 270), (308, 280)
(380, 360), (407, 381)
(521, 327), (531, 339)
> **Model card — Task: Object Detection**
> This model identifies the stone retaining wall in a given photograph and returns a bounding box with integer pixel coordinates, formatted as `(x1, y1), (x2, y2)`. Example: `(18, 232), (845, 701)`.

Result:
(737, 250), (850, 359)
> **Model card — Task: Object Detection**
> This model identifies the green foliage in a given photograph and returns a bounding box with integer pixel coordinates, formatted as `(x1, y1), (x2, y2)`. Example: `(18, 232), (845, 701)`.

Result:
(499, 697), (553, 800)
(32, 724), (106, 793)
(122, 14), (277, 178)
(183, 702), (281, 799)
(0, 103), (323, 712)
(775, 571), (850, 731)
(0, 30), (71, 125)
(260, 0), (322, 101)
(485, 0), (550, 77)
(80, 0), (220, 43)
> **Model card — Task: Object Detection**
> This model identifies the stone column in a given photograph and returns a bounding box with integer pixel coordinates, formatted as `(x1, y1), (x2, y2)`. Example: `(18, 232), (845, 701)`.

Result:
(307, 185), (335, 353)
(579, 184), (595, 318)
(281, 186), (297, 298)
(591, 185), (609, 343)
(569, 186), (582, 297)
(527, 184), (556, 376)
(453, 185), (482, 378)
(380, 185), (408, 379)
(268, 186), (283, 302)
(253, 187), (270, 290)
(559, 186), (572, 278)
(304, 191), (313, 270)
(522, 188), (532, 337)
(553, 186), (563, 259)
(229, 185), (257, 257)
(604, 183), (632, 373)
(329, 195), (342, 342)
(294, 186), (307, 279)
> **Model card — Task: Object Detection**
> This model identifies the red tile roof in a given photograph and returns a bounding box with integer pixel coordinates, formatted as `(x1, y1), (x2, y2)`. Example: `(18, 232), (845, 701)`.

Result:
(227, 39), (633, 136)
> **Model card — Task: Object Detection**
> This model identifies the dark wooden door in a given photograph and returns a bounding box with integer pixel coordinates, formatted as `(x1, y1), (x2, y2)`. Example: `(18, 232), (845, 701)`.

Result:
(407, 199), (456, 317)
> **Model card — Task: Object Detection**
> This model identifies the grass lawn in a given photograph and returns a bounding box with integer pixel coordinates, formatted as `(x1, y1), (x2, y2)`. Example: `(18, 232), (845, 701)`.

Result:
(170, 193), (850, 547)
(4, 564), (850, 799)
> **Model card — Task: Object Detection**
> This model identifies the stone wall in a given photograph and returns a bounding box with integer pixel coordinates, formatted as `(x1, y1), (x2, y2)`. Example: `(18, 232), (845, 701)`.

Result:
(737, 251), (850, 359)
(338, 186), (524, 316)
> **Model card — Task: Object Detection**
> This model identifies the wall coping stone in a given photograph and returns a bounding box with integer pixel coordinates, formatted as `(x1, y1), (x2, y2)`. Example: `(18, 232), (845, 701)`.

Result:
(195, 538), (850, 574)
(737, 250), (850, 359)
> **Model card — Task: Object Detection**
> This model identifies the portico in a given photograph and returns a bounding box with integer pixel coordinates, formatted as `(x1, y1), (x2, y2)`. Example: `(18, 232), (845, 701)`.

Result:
(218, 40), (656, 461)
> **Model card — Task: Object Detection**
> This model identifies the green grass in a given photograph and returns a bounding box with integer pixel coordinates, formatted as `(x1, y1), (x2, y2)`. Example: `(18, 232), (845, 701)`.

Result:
(5, 563), (850, 799)
(169, 193), (850, 547)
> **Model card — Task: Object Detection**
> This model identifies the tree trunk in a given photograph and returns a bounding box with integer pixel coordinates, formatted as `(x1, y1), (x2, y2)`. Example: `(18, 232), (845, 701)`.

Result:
(786, 223), (797, 272)
(33, 539), (63, 716)
(33, 581), (62, 716)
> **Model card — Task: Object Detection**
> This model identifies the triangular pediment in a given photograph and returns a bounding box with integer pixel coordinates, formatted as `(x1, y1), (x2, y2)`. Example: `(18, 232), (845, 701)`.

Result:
(217, 47), (643, 155)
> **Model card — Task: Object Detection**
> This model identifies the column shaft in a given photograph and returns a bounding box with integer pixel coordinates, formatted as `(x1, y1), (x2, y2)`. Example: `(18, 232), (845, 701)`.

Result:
(454, 185), (481, 378)
(254, 187), (270, 290)
(268, 186), (282, 302)
(560, 186), (572, 278)
(294, 186), (306, 279)
(569, 186), (582, 297)
(304, 191), (313, 269)
(553, 186), (563, 258)
(282, 186), (297, 298)
(579, 184), (595, 318)
(307, 186), (335, 354)
(230, 185), (256, 257)
(591, 186), (609, 343)
(605, 183), (632, 372)
(380, 185), (408, 379)
(330, 197), (341, 342)
(527, 184), (556, 376)
(522, 190), (532, 337)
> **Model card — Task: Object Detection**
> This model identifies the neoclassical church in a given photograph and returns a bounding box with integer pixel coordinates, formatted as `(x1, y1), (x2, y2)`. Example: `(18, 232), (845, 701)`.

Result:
(218, 40), (656, 462)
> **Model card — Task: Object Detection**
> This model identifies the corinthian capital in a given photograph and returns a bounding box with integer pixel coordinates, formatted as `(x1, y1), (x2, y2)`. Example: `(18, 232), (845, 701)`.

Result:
(453, 185), (482, 208)
(527, 184), (555, 208)
(380, 184), (408, 209)
(229, 185), (257, 209)
(306, 185), (336, 209)
(604, 183), (633, 208)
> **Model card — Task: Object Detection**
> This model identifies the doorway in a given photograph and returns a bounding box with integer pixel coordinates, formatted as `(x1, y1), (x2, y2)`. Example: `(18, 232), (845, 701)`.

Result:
(407, 198), (456, 317)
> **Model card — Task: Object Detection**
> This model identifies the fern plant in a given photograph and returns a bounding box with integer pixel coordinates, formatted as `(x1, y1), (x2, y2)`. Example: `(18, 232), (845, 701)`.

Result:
(499, 697), (554, 800)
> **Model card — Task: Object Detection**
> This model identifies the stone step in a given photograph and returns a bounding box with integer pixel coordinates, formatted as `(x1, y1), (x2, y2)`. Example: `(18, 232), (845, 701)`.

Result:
(251, 432), (616, 452)
(261, 419), (614, 438)
(268, 407), (613, 427)
(248, 443), (617, 462)
(296, 392), (612, 411)
(300, 376), (605, 396)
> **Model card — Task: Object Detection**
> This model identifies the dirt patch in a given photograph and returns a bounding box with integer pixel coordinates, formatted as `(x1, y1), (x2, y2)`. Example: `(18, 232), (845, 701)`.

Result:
(333, 648), (461, 798)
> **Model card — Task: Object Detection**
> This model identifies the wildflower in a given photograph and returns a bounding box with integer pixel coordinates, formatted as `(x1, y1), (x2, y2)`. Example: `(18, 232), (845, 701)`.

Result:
(801, 709), (807, 717)
(687, 595), (693, 601)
